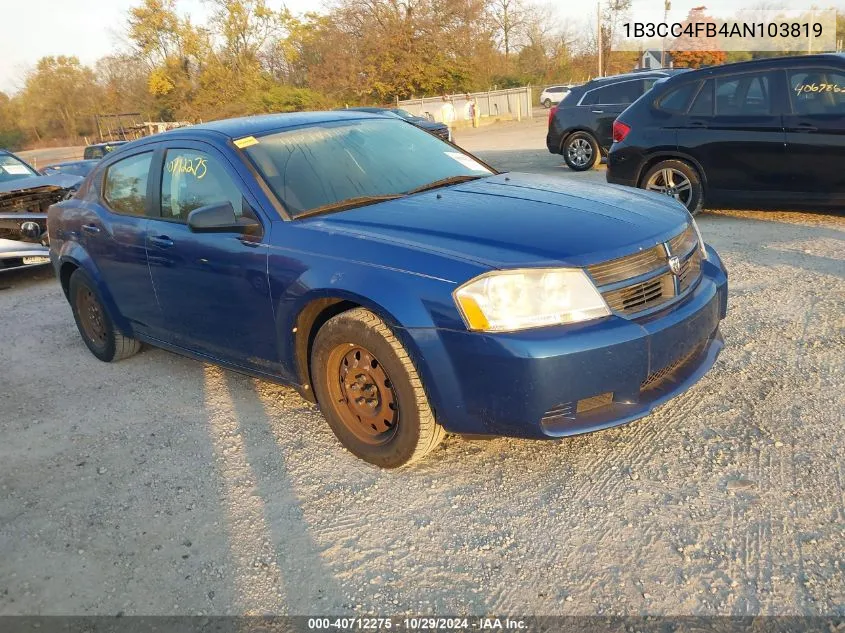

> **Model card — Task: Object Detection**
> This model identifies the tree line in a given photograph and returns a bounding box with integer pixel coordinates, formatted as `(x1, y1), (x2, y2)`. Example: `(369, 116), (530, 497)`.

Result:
(0, 0), (842, 149)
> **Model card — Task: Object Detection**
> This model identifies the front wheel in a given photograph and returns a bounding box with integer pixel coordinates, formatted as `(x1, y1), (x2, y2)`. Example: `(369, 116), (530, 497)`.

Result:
(563, 132), (600, 171)
(311, 308), (445, 468)
(543, 98), (552, 108)
(641, 159), (703, 215)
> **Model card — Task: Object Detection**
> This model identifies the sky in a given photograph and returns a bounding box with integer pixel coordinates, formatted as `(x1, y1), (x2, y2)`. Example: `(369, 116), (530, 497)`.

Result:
(0, 0), (840, 94)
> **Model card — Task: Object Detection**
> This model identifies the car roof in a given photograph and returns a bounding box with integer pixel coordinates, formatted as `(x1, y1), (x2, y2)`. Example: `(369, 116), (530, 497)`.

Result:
(86, 141), (128, 148)
(171, 111), (390, 141)
(343, 106), (389, 112)
(584, 69), (686, 87)
(653, 53), (845, 88)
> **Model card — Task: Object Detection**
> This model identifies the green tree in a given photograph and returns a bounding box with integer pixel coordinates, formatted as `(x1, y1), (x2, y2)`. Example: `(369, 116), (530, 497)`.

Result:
(0, 92), (26, 149)
(18, 56), (100, 140)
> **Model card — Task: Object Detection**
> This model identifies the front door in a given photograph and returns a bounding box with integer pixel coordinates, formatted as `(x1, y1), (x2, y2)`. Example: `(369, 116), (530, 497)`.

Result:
(783, 66), (845, 203)
(678, 71), (787, 205)
(144, 142), (281, 375)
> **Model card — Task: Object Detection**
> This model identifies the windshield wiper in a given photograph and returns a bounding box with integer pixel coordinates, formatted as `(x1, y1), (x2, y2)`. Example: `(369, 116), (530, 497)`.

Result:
(296, 194), (405, 219)
(406, 175), (485, 195)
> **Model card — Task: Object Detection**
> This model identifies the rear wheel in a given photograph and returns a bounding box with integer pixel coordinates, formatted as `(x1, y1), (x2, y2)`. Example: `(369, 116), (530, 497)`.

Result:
(563, 131), (600, 171)
(641, 159), (703, 215)
(311, 308), (445, 468)
(69, 269), (141, 362)
(543, 98), (552, 108)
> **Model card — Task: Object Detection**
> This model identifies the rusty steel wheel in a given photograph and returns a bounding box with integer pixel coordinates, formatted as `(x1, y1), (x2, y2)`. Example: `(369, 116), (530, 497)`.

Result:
(76, 287), (108, 348)
(68, 269), (141, 363)
(325, 344), (399, 445)
(311, 307), (446, 467)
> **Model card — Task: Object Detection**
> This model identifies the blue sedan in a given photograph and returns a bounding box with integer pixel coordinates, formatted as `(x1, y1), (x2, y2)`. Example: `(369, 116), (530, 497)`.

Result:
(48, 111), (728, 467)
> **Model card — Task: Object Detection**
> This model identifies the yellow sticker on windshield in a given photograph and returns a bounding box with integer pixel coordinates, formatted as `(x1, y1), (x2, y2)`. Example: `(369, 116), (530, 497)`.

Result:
(233, 136), (259, 149)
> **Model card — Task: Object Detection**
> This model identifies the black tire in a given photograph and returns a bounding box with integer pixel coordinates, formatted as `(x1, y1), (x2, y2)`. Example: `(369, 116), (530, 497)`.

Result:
(543, 98), (552, 108)
(640, 159), (704, 215)
(68, 269), (141, 362)
(563, 131), (600, 171)
(310, 307), (445, 468)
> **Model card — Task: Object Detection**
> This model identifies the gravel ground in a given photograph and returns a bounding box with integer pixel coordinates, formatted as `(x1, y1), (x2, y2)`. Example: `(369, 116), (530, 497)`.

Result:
(1, 120), (843, 616)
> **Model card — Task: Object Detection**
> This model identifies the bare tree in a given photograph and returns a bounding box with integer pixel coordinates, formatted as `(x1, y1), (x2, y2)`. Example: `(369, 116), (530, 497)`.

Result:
(489, 0), (526, 58)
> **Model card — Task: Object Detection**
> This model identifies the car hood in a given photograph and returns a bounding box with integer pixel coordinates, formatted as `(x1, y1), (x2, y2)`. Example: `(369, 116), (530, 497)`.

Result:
(304, 173), (691, 269)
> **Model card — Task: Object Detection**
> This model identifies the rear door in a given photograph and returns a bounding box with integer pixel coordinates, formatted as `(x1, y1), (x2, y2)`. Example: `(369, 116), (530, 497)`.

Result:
(144, 140), (281, 374)
(783, 66), (845, 202)
(678, 70), (787, 203)
(82, 150), (161, 335)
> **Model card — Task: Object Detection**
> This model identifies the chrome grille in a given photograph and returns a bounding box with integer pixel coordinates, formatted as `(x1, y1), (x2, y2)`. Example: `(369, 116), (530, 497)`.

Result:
(678, 249), (702, 292)
(604, 274), (674, 313)
(588, 225), (702, 317)
(586, 245), (666, 286)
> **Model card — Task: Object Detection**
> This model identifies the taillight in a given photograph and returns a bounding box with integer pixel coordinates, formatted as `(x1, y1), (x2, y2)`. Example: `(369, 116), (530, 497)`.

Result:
(548, 105), (558, 126)
(612, 120), (631, 143)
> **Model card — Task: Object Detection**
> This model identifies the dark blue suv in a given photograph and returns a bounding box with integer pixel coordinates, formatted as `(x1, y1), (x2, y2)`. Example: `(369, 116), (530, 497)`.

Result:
(547, 70), (686, 171)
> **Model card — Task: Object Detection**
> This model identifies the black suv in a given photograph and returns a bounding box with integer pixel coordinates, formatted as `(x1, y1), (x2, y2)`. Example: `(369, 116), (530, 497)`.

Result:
(546, 70), (685, 171)
(607, 54), (845, 213)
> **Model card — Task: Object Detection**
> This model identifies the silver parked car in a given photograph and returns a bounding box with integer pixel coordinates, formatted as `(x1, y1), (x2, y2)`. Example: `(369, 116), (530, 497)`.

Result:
(0, 150), (81, 270)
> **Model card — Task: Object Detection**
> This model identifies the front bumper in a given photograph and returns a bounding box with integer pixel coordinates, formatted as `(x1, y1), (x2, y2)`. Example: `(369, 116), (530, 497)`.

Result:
(406, 246), (728, 439)
(0, 238), (51, 270)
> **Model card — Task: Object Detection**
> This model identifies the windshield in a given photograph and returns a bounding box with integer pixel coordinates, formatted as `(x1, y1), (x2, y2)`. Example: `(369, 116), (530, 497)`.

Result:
(243, 118), (493, 217)
(0, 153), (39, 183)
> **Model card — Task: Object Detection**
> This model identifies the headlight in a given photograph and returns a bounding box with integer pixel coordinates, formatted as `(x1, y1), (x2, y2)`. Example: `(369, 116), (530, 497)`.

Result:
(690, 217), (708, 261)
(453, 268), (610, 332)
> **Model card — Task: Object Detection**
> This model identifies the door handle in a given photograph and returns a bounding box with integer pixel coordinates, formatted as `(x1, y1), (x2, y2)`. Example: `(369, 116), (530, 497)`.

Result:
(688, 120), (708, 128)
(238, 236), (261, 248)
(81, 224), (100, 235)
(591, 110), (604, 113)
(149, 235), (174, 248)
(792, 122), (817, 132)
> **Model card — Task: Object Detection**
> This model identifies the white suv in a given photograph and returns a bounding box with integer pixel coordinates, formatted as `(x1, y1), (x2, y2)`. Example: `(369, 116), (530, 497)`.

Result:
(540, 85), (573, 108)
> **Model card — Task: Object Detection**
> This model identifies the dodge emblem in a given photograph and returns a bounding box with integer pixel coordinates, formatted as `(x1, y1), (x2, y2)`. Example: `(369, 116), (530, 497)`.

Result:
(668, 256), (681, 276)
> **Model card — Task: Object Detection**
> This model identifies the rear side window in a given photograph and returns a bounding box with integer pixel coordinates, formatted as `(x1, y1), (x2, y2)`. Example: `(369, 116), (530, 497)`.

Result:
(689, 80), (714, 116)
(657, 82), (700, 113)
(715, 73), (772, 115)
(102, 152), (152, 216)
(581, 80), (645, 106)
(789, 68), (845, 115)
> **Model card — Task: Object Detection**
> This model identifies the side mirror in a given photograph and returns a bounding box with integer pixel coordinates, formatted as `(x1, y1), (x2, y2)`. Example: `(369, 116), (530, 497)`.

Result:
(187, 201), (261, 235)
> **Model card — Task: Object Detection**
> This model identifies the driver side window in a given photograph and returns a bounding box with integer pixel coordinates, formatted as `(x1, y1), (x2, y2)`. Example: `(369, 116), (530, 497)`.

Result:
(160, 149), (244, 222)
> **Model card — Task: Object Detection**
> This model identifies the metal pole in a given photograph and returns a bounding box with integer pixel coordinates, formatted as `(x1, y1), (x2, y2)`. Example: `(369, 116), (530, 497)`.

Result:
(597, 3), (602, 77)
(661, 1), (670, 67)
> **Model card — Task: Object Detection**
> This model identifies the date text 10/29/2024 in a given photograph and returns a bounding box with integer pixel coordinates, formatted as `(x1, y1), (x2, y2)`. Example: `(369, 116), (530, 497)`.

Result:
(308, 617), (527, 630)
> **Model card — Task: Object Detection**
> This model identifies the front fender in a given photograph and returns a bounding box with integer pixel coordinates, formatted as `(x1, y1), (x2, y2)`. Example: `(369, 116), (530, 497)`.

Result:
(270, 254), (467, 412)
